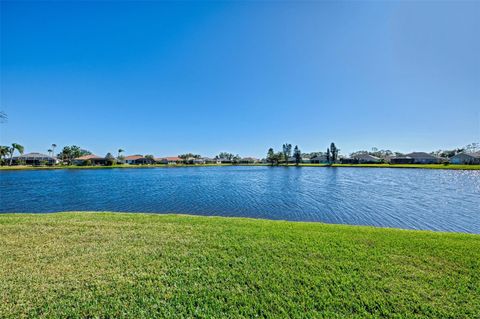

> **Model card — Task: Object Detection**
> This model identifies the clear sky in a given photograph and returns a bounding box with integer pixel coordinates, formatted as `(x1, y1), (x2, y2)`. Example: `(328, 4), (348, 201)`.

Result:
(1, 1), (479, 158)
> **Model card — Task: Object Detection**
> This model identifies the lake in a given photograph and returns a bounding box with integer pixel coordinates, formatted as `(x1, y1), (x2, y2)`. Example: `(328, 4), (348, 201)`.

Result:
(0, 166), (479, 233)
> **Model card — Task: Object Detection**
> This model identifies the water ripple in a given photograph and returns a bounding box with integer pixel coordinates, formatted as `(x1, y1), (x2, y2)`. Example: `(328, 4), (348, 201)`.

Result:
(0, 166), (479, 233)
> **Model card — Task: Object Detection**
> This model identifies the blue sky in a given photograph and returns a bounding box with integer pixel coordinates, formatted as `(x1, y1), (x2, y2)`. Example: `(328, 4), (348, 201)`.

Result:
(1, 1), (479, 157)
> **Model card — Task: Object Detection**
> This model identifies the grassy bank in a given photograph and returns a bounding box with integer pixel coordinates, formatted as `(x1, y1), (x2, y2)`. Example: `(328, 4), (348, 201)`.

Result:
(328, 163), (480, 170)
(1, 213), (478, 318)
(1, 163), (479, 170)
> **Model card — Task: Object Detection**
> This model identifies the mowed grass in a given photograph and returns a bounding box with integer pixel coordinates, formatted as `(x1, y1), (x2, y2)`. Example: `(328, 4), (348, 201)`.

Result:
(0, 213), (479, 318)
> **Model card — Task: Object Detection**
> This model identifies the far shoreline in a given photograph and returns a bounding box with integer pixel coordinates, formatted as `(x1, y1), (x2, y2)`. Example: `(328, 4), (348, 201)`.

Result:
(1, 163), (479, 171)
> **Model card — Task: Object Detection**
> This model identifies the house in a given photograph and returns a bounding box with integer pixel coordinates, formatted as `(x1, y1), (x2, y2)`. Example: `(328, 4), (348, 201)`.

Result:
(340, 158), (358, 164)
(73, 154), (106, 165)
(193, 158), (206, 164)
(389, 156), (414, 164)
(310, 155), (328, 164)
(124, 155), (153, 165)
(12, 152), (59, 166)
(156, 157), (183, 165)
(239, 157), (258, 164)
(450, 152), (480, 165)
(204, 157), (221, 164)
(405, 152), (440, 164)
(352, 154), (382, 164)
(217, 158), (233, 164)
(301, 158), (311, 164)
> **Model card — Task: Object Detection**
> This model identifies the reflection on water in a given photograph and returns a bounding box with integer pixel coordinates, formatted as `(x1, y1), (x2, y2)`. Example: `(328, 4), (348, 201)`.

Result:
(1, 166), (479, 233)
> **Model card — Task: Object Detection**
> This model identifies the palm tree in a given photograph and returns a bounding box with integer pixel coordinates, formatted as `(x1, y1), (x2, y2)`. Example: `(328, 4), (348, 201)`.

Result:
(117, 148), (124, 159)
(47, 149), (53, 157)
(8, 143), (24, 166)
(51, 144), (57, 156)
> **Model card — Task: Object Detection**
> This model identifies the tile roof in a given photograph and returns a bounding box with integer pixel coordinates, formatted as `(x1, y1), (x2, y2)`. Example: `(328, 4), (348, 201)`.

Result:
(124, 155), (144, 160)
(75, 154), (104, 160)
(161, 157), (182, 161)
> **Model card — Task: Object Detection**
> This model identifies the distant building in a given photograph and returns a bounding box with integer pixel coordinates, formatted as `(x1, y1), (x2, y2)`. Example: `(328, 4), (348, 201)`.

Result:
(450, 152), (480, 165)
(203, 158), (219, 164)
(301, 158), (311, 164)
(124, 155), (153, 165)
(193, 158), (206, 164)
(340, 158), (358, 164)
(217, 158), (233, 164)
(73, 154), (106, 165)
(405, 152), (441, 164)
(389, 156), (414, 164)
(310, 155), (328, 164)
(239, 157), (259, 164)
(156, 157), (183, 165)
(352, 154), (382, 164)
(12, 152), (59, 166)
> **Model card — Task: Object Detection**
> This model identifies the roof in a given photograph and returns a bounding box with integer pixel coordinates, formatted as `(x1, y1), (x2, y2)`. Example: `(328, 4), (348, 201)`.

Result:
(405, 152), (439, 159)
(161, 157), (182, 161)
(15, 152), (56, 159)
(352, 154), (381, 160)
(75, 154), (104, 160)
(124, 155), (144, 160)
(452, 152), (480, 159)
(311, 155), (327, 160)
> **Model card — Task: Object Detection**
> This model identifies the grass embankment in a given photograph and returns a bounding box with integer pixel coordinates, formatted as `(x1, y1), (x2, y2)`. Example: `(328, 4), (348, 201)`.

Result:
(1, 163), (479, 170)
(1, 213), (478, 318)
(320, 163), (480, 170)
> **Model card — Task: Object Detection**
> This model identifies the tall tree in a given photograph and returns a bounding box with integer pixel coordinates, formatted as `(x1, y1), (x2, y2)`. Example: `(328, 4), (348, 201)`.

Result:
(105, 153), (116, 166)
(293, 145), (302, 165)
(47, 149), (53, 157)
(216, 152), (234, 160)
(267, 148), (275, 166)
(326, 147), (330, 163)
(8, 143), (24, 165)
(145, 154), (155, 163)
(51, 144), (57, 157)
(330, 142), (338, 163)
(282, 143), (292, 165)
(117, 149), (124, 159)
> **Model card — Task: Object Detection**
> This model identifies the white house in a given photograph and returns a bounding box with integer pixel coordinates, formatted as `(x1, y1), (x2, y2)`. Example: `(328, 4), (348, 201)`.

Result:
(13, 152), (59, 166)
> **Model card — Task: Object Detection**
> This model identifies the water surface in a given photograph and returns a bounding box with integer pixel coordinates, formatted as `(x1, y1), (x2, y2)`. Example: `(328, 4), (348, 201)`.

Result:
(1, 166), (479, 233)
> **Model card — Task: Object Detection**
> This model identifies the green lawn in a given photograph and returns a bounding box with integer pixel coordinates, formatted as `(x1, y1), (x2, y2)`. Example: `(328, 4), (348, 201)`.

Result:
(1, 213), (478, 318)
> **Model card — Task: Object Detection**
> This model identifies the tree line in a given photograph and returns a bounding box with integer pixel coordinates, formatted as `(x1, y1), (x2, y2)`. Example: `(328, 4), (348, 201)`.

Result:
(266, 142), (339, 166)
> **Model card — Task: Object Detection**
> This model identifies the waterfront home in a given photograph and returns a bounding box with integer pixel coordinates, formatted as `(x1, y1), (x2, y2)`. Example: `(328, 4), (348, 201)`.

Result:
(450, 152), (480, 165)
(194, 158), (205, 164)
(301, 157), (311, 163)
(217, 158), (233, 164)
(124, 155), (153, 165)
(389, 156), (414, 164)
(352, 154), (382, 164)
(157, 157), (183, 165)
(12, 152), (59, 166)
(239, 157), (259, 164)
(310, 155), (328, 164)
(405, 152), (441, 164)
(73, 154), (106, 165)
(204, 157), (221, 164)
